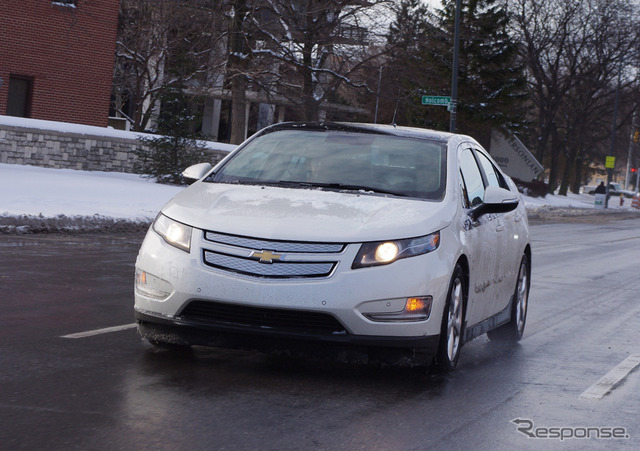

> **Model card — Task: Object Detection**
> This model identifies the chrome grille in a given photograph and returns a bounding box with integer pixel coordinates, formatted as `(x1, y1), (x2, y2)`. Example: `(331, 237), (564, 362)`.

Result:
(201, 230), (344, 279)
(203, 250), (335, 278)
(204, 231), (344, 253)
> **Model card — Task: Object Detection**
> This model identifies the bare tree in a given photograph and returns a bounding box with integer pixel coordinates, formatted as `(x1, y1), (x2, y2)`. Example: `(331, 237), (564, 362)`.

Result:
(557, 1), (639, 194)
(113, 0), (228, 131)
(510, 0), (640, 193)
(228, 0), (252, 143)
(248, 0), (394, 122)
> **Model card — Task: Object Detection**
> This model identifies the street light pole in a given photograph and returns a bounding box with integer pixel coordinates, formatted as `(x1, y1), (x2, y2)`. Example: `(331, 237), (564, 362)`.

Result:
(449, 0), (461, 133)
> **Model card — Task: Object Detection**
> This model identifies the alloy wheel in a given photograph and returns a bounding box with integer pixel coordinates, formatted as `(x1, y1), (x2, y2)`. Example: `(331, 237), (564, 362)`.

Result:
(447, 277), (463, 362)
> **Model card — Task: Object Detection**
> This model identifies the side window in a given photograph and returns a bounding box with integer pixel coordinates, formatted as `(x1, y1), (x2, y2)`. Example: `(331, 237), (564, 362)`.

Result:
(476, 151), (508, 189)
(459, 148), (485, 207)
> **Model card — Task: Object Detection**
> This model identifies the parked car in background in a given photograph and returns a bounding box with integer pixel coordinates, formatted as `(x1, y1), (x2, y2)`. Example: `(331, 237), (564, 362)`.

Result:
(134, 122), (532, 371)
(582, 182), (635, 198)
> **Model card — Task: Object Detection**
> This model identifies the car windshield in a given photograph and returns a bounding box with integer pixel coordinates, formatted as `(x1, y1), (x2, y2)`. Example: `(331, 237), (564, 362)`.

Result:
(207, 129), (447, 200)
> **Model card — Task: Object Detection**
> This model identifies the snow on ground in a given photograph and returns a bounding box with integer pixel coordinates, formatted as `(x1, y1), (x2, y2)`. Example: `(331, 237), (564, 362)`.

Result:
(0, 163), (182, 220)
(0, 163), (638, 233)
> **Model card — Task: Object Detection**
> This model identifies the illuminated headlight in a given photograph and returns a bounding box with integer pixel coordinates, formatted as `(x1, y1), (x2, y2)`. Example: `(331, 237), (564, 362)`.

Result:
(364, 296), (433, 322)
(153, 214), (192, 252)
(135, 269), (174, 300)
(352, 232), (440, 269)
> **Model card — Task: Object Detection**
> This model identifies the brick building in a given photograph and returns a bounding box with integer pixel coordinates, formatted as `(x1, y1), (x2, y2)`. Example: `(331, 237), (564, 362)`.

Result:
(0, 0), (120, 127)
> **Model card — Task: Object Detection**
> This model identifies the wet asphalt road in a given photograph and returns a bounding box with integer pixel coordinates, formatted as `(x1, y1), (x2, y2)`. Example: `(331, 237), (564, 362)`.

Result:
(1, 218), (639, 450)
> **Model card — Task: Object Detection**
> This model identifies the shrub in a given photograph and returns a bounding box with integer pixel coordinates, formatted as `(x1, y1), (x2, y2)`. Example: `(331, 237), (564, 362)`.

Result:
(134, 88), (206, 185)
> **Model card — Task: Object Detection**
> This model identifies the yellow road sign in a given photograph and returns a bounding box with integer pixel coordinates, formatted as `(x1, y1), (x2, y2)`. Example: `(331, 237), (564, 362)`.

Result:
(605, 156), (616, 169)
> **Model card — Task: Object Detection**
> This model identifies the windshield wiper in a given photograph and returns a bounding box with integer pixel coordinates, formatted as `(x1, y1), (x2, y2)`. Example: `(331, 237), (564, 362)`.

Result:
(213, 179), (407, 196)
(293, 181), (407, 197)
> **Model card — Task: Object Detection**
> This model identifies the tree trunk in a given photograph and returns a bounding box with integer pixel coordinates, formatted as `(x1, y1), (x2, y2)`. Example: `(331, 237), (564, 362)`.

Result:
(302, 38), (318, 121)
(547, 125), (560, 194)
(229, 0), (248, 144)
(558, 145), (578, 196)
(571, 157), (584, 194)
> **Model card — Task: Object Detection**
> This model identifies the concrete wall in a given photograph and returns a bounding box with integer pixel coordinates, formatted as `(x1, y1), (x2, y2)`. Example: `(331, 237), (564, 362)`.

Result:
(0, 117), (234, 173)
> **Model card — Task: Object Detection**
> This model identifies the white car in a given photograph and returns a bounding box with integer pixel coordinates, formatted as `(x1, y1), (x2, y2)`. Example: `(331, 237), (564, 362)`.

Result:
(134, 122), (531, 370)
(583, 182), (635, 198)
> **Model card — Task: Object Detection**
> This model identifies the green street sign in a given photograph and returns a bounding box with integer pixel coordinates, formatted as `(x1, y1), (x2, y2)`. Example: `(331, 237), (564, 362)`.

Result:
(421, 95), (451, 106)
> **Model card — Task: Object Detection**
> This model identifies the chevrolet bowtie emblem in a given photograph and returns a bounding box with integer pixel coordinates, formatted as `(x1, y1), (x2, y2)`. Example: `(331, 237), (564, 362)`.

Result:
(250, 250), (282, 264)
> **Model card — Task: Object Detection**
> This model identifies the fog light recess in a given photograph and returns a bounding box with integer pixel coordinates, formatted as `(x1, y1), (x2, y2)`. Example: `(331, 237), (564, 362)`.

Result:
(363, 296), (432, 322)
(135, 269), (174, 301)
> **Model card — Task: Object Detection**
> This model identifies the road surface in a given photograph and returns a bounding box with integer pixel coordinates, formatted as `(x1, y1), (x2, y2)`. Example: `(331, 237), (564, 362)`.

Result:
(1, 216), (639, 450)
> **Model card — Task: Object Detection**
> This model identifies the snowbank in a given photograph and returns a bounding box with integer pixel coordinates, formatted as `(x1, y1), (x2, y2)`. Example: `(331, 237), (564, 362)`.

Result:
(0, 163), (637, 233)
(0, 115), (237, 153)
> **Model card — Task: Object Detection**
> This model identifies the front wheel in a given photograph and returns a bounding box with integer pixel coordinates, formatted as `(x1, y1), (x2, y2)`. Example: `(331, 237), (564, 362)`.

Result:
(434, 264), (466, 372)
(487, 254), (530, 342)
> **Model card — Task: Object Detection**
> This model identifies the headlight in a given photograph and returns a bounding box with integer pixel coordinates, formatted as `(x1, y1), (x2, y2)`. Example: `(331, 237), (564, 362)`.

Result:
(153, 214), (192, 252)
(352, 231), (440, 269)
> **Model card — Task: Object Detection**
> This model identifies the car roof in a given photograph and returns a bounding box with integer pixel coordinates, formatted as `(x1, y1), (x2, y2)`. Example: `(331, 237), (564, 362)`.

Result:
(261, 121), (458, 144)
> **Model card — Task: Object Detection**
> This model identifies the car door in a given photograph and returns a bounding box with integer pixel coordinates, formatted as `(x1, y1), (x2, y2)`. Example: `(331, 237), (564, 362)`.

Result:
(473, 147), (519, 318)
(457, 146), (503, 327)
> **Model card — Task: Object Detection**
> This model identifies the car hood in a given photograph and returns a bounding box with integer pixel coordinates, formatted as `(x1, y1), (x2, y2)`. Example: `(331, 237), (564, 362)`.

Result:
(161, 182), (453, 242)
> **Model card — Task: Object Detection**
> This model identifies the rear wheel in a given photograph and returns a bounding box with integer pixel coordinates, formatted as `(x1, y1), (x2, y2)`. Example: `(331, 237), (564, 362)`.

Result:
(487, 254), (530, 342)
(434, 264), (465, 371)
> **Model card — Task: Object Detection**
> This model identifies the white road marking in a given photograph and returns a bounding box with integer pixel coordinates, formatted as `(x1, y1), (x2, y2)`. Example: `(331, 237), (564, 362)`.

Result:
(61, 323), (137, 339)
(579, 354), (640, 400)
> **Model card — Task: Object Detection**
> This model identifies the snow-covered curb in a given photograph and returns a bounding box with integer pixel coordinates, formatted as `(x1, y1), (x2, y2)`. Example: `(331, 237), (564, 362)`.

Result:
(526, 205), (640, 223)
(2, 206), (638, 235)
(0, 214), (152, 235)
(2, 160), (638, 234)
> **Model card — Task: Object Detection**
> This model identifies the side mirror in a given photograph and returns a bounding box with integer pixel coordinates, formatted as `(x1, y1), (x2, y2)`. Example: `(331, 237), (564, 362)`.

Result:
(471, 186), (519, 221)
(182, 162), (213, 181)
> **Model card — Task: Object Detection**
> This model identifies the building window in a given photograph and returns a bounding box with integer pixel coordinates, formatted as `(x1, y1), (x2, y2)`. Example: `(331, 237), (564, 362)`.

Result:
(6, 76), (33, 118)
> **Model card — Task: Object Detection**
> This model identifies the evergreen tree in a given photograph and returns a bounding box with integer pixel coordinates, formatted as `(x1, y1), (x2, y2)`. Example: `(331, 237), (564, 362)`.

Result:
(135, 85), (206, 185)
(432, 0), (529, 142)
(385, 0), (444, 128)
(385, 0), (528, 143)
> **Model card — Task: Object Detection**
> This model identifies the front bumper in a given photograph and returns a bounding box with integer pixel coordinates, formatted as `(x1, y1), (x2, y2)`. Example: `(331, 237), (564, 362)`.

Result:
(134, 227), (454, 365)
(135, 309), (440, 366)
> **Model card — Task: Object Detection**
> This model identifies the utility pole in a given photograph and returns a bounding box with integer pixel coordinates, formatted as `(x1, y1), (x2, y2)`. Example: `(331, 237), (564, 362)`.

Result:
(374, 66), (382, 124)
(626, 112), (637, 190)
(449, 0), (461, 133)
(606, 65), (622, 208)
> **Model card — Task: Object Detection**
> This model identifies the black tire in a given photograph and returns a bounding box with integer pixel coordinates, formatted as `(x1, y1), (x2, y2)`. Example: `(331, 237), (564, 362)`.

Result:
(487, 254), (530, 342)
(434, 264), (466, 372)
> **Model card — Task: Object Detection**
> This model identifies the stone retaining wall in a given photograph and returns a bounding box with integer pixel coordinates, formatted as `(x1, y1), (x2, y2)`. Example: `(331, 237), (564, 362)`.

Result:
(0, 118), (233, 173)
